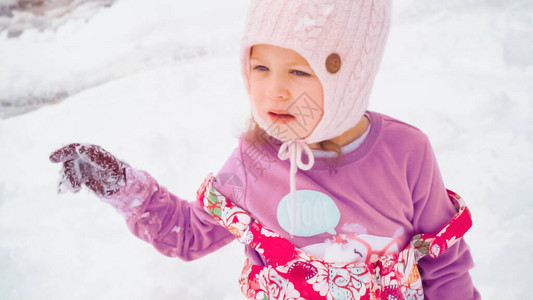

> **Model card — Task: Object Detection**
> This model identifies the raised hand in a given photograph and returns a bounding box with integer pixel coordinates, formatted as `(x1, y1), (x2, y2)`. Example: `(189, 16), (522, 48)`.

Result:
(49, 143), (127, 197)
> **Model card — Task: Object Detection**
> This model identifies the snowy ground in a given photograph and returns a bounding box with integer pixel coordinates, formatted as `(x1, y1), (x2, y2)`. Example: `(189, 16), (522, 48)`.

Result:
(1, 0), (532, 299)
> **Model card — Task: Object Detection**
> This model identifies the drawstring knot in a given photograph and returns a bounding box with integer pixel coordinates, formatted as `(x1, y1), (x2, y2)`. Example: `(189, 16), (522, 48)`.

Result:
(278, 139), (315, 173)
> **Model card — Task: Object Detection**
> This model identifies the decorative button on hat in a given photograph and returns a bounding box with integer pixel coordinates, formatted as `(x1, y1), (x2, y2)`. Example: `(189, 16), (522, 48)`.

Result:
(325, 53), (342, 74)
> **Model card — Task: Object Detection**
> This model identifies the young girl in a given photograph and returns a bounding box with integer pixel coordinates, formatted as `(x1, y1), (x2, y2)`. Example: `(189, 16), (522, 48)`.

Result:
(50, 1), (480, 299)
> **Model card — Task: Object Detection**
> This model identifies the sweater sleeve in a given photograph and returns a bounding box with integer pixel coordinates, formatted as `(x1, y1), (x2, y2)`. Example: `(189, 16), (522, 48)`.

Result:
(410, 134), (481, 300)
(99, 165), (235, 261)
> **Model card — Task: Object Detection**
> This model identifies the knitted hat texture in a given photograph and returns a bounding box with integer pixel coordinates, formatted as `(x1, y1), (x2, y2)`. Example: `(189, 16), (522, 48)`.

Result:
(241, 0), (392, 144)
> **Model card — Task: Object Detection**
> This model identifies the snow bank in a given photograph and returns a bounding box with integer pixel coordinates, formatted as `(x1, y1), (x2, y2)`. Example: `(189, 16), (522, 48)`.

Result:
(1, 0), (531, 299)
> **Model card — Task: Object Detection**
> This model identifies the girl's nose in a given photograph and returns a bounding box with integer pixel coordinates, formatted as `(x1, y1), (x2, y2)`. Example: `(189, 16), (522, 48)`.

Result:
(266, 75), (290, 101)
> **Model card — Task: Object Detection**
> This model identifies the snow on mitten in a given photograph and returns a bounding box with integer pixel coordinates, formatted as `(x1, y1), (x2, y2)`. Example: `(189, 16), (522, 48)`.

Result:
(49, 143), (127, 197)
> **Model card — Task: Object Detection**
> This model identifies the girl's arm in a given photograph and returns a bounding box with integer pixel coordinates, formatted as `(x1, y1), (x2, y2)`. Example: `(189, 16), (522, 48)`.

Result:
(410, 135), (481, 300)
(101, 165), (236, 261)
(50, 142), (245, 261)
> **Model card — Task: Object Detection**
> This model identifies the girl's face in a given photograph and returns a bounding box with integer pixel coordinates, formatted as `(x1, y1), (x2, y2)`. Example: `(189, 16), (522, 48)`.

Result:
(249, 44), (324, 141)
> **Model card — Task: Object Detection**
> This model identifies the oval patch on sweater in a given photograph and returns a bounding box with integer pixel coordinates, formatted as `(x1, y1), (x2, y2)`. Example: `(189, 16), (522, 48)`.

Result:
(277, 190), (340, 237)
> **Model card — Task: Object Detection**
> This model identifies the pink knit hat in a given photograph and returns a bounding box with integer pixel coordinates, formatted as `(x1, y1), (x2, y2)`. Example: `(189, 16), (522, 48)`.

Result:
(240, 0), (392, 234)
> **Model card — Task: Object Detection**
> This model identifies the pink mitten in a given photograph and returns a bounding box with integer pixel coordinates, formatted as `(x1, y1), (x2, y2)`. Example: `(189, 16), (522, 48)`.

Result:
(49, 143), (127, 197)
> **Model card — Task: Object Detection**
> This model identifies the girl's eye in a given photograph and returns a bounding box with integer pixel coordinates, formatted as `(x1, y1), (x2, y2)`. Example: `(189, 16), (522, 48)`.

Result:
(291, 70), (310, 76)
(253, 65), (269, 71)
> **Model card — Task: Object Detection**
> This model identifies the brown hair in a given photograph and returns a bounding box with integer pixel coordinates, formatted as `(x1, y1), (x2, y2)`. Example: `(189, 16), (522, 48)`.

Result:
(243, 116), (344, 164)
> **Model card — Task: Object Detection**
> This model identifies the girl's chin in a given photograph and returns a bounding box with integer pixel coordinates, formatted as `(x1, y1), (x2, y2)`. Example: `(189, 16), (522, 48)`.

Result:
(264, 125), (311, 142)
(256, 115), (313, 141)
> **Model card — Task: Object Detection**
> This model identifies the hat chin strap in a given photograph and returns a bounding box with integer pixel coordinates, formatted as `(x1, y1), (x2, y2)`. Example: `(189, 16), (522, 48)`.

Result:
(277, 139), (315, 236)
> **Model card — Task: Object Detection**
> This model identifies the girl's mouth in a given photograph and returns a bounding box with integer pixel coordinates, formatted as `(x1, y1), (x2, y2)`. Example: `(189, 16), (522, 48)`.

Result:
(269, 111), (295, 122)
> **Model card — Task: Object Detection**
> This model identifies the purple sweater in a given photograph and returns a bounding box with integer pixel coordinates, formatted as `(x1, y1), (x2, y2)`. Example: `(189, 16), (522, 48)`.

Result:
(103, 111), (480, 299)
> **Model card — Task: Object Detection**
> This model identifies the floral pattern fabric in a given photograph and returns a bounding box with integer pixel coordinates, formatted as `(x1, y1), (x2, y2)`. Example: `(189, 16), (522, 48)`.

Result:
(197, 173), (472, 300)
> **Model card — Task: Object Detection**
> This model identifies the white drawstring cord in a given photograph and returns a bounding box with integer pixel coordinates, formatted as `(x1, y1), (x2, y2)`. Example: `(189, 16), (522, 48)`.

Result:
(278, 139), (315, 235)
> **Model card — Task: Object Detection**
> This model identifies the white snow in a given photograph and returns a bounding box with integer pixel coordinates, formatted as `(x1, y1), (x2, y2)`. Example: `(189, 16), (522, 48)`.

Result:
(0, 0), (15, 7)
(1, 0), (532, 299)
